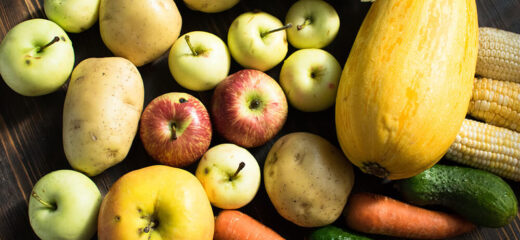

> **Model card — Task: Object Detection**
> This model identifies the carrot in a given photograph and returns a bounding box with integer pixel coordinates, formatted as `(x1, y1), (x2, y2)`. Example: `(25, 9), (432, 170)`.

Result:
(344, 193), (476, 239)
(214, 210), (285, 240)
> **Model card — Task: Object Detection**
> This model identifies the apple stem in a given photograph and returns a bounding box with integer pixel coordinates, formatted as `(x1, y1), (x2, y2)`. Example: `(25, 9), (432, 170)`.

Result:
(31, 191), (56, 210)
(231, 162), (246, 180)
(297, 18), (312, 31)
(261, 23), (292, 38)
(249, 99), (261, 110)
(170, 122), (177, 140)
(185, 35), (198, 56)
(38, 36), (60, 53)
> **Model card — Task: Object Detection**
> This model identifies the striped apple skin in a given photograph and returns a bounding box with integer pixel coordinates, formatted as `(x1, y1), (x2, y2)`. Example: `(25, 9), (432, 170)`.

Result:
(211, 69), (288, 148)
(140, 92), (212, 167)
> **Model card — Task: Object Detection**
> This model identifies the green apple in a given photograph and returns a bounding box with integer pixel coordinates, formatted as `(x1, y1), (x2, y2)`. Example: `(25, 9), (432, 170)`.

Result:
(285, 0), (340, 49)
(0, 19), (74, 96)
(280, 49), (341, 112)
(195, 143), (261, 209)
(168, 31), (230, 91)
(44, 0), (101, 33)
(28, 169), (102, 240)
(228, 11), (291, 71)
(183, 0), (240, 13)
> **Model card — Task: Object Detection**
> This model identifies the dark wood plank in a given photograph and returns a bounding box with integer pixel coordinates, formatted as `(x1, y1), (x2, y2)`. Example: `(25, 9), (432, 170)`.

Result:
(0, 0), (519, 239)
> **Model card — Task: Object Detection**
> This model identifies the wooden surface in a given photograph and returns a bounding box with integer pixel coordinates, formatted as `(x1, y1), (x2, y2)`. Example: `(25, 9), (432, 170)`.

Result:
(0, 0), (519, 239)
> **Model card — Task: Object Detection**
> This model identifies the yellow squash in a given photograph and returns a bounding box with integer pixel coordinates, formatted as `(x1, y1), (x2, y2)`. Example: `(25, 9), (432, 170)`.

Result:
(335, 0), (478, 180)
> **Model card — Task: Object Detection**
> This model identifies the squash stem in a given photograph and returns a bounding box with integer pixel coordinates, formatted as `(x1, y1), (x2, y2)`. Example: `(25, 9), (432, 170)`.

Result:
(362, 162), (390, 179)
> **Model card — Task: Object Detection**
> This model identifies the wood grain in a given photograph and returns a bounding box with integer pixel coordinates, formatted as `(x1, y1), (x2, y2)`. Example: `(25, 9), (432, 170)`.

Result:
(0, 0), (519, 239)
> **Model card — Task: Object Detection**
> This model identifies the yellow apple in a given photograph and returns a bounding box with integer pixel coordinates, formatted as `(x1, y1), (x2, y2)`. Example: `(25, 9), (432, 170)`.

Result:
(98, 165), (214, 240)
(227, 12), (290, 71)
(195, 143), (261, 209)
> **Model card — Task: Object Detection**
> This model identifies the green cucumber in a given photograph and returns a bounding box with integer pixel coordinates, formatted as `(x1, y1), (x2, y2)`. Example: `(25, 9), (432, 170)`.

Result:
(396, 164), (518, 227)
(309, 226), (372, 240)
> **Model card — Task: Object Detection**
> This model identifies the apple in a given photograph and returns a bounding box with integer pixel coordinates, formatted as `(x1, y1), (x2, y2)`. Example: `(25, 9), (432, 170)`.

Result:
(211, 69), (288, 148)
(28, 169), (102, 240)
(280, 49), (342, 112)
(140, 92), (212, 167)
(168, 31), (230, 91)
(285, 0), (340, 49)
(183, 0), (240, 13)
(227, 11), (291, 71)
(195, 143), (261, 209)
(98, 165), (214, 240)
(44, 0), (101, 33)
(0, 19), (74, 96)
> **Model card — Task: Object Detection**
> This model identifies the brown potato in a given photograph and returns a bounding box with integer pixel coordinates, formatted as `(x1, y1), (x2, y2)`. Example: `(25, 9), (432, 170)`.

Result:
(63, 57), (144, 176)
(99, 0), (182, 66)
(264, 132), (355, 227)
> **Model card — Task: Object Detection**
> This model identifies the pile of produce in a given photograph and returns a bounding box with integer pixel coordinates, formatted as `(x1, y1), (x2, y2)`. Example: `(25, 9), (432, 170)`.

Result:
(0, 0), (518, 239)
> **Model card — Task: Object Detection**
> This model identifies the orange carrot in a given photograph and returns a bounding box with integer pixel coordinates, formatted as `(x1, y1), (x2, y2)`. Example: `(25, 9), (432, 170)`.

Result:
(214, 210), (285, 240)
(344, 193), (475, 239)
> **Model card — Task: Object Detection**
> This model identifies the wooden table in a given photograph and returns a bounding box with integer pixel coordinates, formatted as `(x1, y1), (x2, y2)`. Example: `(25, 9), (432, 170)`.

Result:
(1, 0), (519, 239)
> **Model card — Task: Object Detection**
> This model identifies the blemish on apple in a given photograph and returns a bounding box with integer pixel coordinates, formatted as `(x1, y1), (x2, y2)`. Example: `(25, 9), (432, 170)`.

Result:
(114, 215), (120, 222)
(179, 98), (187, 103)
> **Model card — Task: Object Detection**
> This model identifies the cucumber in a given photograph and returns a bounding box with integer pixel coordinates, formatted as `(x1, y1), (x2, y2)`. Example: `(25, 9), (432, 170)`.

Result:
(396, 164), (518, 227)
(309, 226), (372, 240)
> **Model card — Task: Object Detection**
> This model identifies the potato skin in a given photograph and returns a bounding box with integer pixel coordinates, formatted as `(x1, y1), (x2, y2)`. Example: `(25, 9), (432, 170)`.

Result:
(99, 0), (182, 66)
(63, 57), (144, 176)
(264, 132), (355, 227)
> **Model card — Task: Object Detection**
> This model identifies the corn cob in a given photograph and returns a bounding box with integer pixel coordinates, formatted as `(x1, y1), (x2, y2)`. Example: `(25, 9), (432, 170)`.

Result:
(446, 119), (520, 181)
(468, 77), (520, 132)
(476, 27), (520, 83)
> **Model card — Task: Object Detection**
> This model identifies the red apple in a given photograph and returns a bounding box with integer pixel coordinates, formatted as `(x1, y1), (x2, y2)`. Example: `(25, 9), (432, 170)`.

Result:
(140, 92), (212, 167)
(211, 69), (288, 148)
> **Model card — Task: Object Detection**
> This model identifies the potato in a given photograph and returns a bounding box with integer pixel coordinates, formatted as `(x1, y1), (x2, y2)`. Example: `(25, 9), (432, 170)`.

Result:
(99, 0), (182, 66)
(264, 132), (355, 227)
(63, 57), (144, 176)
